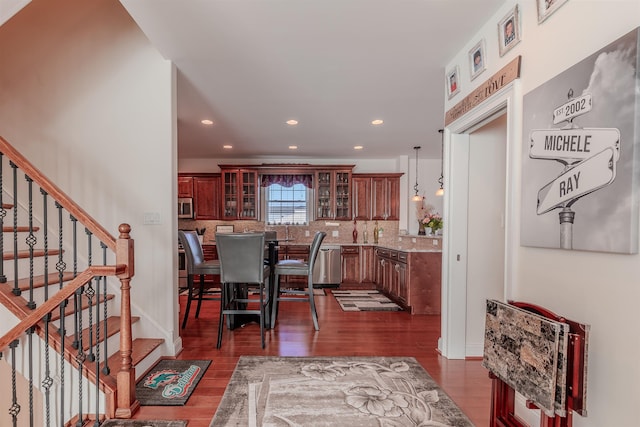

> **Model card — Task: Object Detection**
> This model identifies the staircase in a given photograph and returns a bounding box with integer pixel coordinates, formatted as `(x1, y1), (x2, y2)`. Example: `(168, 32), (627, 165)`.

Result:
(0, 137), (164, 425)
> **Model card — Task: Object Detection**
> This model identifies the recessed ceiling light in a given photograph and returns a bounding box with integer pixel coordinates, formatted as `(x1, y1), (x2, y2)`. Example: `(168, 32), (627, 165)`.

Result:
(354, 146), (363, 150)
(201, 119), (214, 125)
(223, 144), (233, 149)
(289, 145), (298, 150)
(286, 119), (298, 126)
(371, 119), (384, 125)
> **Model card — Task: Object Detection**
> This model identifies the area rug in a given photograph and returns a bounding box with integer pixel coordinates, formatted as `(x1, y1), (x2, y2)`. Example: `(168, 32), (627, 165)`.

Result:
(135, 359), (211, 406)
(332, 289), (402, 311)
(101, 421), (187, 427)
(210, 356), (473, 426)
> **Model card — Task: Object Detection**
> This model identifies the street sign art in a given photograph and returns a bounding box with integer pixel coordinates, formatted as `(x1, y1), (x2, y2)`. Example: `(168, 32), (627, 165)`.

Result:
(529, 128), (620, 162)
(552, 93), (592, 124)
(536, 147), (616, 214)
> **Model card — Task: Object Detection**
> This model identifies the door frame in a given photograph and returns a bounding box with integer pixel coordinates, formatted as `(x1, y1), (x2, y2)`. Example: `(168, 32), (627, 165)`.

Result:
(438, 80), (523, 359)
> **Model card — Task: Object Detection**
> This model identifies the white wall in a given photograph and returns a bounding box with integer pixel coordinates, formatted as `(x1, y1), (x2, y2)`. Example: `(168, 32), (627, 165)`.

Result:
(445, 1), (640, 425)
(0, 0), (180, 355)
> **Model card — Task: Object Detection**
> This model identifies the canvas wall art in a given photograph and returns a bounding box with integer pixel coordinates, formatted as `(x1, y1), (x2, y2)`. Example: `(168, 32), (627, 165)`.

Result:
(521, 27), (640, 254)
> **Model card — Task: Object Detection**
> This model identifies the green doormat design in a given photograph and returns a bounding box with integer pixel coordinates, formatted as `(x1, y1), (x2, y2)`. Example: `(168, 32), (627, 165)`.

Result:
(136, 359), (211, 406)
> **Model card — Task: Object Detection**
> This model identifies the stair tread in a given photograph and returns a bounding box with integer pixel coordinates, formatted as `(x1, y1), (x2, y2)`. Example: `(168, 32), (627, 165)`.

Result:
(3, 248), (62, 260)
(3, 226), (40, 232)
(107, 338), (164, 370)
(49, 293), (115, 322)
(78, 315), (140, 352)
(7, 271), (77, 291)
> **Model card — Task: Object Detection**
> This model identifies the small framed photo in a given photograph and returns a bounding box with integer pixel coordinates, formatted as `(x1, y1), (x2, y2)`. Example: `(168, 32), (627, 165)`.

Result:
(468, 39), (486, 80)
(537, 0), (569, 24)
(446, 65), (460, 99)
(498, 5), (521, 57)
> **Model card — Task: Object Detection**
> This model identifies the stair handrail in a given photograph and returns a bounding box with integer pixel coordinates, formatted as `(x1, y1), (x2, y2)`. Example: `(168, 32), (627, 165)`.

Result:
(0, 136), (116, 251)
(0, 265), (124, 350)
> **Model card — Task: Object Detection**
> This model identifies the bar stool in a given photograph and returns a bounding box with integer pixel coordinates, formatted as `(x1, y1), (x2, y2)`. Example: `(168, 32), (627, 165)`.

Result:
(216, 232), (271, 349)
(178, 230), (221, 329)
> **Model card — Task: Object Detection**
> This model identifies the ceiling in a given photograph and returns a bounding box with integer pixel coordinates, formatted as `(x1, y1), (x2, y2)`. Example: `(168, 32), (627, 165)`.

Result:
(120, 0), (505, 160)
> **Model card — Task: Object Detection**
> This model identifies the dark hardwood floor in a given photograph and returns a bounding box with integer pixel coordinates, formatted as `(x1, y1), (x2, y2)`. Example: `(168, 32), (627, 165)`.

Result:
(132, 290), (492, 426)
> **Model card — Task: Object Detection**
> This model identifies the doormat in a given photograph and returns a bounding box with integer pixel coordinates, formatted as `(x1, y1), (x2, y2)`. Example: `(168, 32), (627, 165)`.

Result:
(135, 359), (211, 406)
(331, 290), (402, 312)
(101, 421), (187, 427)
(210, 356), (473, 426)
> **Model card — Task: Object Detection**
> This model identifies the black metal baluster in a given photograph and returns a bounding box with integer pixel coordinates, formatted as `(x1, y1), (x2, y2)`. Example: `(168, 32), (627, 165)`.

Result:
(101, 243), (110, 376)
(93, 274), (102, 427)
(41, 189), (49, 300)
(10, 161), (19, 296)
(85, 228), (95, 363)
(70, 215), (80, 350)
(42, 311), (53, 427)
(9, 339), (21, 427)
(25, 175), (36, 309)
(27, 327), (34, 427)
(0, 152), (6, 283)
(54, 202), (66, 426)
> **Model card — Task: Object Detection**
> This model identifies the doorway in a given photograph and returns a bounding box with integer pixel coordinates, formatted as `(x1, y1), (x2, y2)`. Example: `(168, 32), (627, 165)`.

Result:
(439, 83), (521, 359)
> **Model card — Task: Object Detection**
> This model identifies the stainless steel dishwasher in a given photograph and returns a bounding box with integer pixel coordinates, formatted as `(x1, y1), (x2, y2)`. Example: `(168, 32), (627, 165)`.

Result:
(312, 245), (341, 286)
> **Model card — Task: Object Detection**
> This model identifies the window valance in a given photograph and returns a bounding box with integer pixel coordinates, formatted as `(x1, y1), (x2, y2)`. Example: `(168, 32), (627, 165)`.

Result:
(261, 174), (313, 188)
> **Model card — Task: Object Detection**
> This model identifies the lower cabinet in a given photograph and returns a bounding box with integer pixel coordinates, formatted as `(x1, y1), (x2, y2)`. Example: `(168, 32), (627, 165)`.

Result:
(375, 248), (441, 315)
(201, 244), (220, 285)
(340, 245), (376, 286)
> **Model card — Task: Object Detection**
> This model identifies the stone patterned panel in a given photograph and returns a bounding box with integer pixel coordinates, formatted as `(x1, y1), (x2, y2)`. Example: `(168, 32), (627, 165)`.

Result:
(483, 300), (565, 417)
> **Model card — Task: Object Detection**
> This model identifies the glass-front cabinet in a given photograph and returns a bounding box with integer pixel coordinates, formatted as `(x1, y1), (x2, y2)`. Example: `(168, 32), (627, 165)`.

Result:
(221, 168), (258, 220)
(315, 170), (351, 220)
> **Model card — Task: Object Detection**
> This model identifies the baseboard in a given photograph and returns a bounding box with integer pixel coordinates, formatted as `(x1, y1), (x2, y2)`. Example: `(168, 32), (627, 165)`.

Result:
(465, 343), (484, 358)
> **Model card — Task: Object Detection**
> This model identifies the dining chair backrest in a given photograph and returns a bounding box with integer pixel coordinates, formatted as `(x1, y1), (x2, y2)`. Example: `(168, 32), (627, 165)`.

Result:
(179, 230), (206, 272)
(308, 231), (327, 271)
(216, 232), (267, 283)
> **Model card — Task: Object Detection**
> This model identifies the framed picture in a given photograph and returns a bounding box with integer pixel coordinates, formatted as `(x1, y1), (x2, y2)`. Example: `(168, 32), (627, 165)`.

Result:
(521, 28), (640, 254)
(537, 0), (569, 24)
(446, 65), (460, 99)
(468, 39), (486, 80)
(498, 5), (521, 57)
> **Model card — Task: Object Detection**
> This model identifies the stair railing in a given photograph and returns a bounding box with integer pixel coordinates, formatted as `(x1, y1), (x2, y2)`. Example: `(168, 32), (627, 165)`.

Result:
(0, 136), (136, 425)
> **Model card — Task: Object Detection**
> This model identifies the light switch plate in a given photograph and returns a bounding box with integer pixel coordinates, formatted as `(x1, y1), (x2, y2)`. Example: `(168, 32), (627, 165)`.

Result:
(305, 230), (310, 237)
(332, 230), (339, 237)
(143, 212), (161, 225)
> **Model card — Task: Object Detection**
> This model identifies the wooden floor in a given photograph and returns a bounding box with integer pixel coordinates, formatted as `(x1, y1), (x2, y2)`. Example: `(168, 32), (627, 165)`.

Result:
(132, 290), (492, 426)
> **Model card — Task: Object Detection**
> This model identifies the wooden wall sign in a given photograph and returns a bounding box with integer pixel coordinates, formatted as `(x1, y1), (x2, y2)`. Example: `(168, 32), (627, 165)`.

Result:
(445, 56), (521, 126)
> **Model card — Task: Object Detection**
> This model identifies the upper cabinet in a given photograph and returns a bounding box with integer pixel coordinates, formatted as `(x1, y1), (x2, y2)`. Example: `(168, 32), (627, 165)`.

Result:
(193, 175), (221, 220)
(221, 168), (259, 220)
(177, 175), (194, 198)
(316, 170), (351, 220)
(352, 173), (402, 220)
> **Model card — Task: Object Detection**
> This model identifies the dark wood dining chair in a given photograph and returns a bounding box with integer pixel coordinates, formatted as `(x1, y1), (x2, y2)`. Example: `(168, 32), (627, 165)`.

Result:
(215, 232), (271, 349)
(270, 231), (326, 330)
(178, 230), (221, 329)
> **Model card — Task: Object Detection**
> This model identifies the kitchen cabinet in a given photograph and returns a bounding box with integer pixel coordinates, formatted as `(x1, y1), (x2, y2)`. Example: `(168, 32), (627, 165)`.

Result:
(201, 244), (220, 285)
(193, 175), (221, 220)
(316, 170), (351, 220)
(351, 174), (402, 220)
(221, 168), (259, 220)
(340, 245), (375, 286)
(340, 246), (360, 284)
(178, 175), (194, 198)
(375, 248), (440, 314)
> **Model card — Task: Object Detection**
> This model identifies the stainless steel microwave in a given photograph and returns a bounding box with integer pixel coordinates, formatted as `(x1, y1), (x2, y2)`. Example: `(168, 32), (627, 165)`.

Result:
(178, 198), (193, 219)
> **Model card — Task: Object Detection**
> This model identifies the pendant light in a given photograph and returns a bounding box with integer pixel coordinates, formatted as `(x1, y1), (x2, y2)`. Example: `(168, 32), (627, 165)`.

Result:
(435, 129), (444, 196)
(411, 146), (423, 202)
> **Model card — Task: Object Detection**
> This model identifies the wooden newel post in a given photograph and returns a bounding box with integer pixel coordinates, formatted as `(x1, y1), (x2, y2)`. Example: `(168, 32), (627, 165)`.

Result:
(114, 224), (140, 418)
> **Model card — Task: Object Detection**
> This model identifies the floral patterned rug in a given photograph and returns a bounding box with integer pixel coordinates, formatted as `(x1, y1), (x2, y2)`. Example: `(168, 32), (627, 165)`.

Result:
(210, 356), (473, 426)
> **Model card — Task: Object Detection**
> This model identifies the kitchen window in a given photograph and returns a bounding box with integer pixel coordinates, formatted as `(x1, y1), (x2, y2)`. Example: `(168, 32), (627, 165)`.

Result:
(262, 174), (313, 225)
